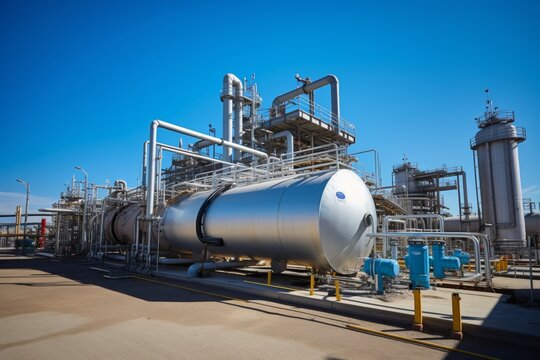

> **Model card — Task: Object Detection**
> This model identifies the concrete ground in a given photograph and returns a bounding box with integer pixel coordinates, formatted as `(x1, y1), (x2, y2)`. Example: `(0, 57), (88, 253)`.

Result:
(0, 256), (537, 360)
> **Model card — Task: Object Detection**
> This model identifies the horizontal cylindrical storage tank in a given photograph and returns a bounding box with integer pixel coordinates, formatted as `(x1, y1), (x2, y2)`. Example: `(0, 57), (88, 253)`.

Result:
(161, 169), (377, 274)
(103, 204), (145, 245)
(103, 207), (121, 244)
(113, 203), (142, 244)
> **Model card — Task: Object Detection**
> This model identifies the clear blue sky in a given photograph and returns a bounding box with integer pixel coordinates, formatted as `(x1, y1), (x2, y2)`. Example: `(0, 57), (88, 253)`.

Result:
(1, 0), (539, 215)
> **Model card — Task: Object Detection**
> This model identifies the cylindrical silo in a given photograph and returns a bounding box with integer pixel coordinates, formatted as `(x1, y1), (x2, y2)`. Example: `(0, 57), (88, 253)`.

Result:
(471, 109), (526, 249)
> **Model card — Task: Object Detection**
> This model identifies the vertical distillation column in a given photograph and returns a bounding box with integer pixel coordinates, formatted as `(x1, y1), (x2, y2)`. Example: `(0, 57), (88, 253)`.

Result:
(471, 98), (527, 250)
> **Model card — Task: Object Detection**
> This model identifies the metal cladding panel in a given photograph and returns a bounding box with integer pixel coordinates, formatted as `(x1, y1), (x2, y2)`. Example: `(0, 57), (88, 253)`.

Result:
(161, 170), (376, 274)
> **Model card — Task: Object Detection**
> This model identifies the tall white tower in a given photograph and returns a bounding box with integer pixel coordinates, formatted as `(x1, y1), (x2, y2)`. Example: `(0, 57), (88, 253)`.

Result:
(471, 91), (527, 250)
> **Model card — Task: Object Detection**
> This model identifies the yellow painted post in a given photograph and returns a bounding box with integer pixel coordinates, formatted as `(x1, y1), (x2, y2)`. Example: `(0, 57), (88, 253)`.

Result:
(267, 271), (272, 285)
(310, 274), (315, 296)
(451, 293), (463, 340)
(334, 279), (341, 301)
(412, 289), (423, 331)
(502, 258), (508, 271)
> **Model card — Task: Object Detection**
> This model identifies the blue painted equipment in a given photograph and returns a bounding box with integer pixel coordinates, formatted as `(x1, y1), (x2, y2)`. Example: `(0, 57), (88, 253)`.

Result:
(404, 253), (432, 269)
(431, 241), (460, 279)
(452, 249), (470, 268)
(407, 240), (430, 289)
(364, 258), (400, 294)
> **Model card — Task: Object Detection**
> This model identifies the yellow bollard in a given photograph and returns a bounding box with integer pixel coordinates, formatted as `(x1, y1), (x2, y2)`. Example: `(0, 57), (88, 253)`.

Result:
(412, 289), (423, 331)
(310, 274), (315, 296)
(334, 279), (341, 301)
(267, 271), (272, 285)
(502, 258), (508, 271)
(451, 293), (463, 340)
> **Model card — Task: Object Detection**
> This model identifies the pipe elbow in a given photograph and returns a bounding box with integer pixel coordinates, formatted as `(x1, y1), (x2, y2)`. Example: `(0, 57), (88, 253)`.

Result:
(114, 179), (127, 191)
(222, 73), (243, 100)
(270, 130), (293, 140)
(326, 74), (339, 85)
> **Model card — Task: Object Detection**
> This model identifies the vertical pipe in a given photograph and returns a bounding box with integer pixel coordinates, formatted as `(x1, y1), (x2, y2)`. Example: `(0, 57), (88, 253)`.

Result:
(156, 220), (161, 277)
(233, 88), (244, 162)
(472, 150), (482, 228)
(55, 213), (61, 257)
(329, 77), (340, 130)
(134, 217), (140, 259)
(223, 98), (233, 162)
(308, 91), (314, 116)
(457, 174), (463, 231)
(157, 147), (163, 202)
(146, 121), (158, 266)
(23, 185), (29, 240)
(461, 171), (470, 217)
(80, 174), (88, 252)
(142, 141), (148, 189)
(222, 74), (243, 163)
(40, 218), (46, 248)
(99, 201), (105, 258)
(529, 235), (535, 304)
(310, 274), (315, 296)
(435, 176), (440, 214)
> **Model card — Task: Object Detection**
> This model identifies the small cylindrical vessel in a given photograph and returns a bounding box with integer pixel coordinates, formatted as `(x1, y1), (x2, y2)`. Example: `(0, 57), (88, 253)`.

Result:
(407, 240), (430, 289)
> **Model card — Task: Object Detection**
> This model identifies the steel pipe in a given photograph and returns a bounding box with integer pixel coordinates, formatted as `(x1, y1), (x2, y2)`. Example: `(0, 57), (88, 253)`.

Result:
(382, 214), (445, 255)
(221, 74), (244, 162)
(272, 74), (340, 129)
(187, 260), (258, 277)
(270, 131), (294, 161)
(367, 232), (489, 285)
(145, 119), (269, 265)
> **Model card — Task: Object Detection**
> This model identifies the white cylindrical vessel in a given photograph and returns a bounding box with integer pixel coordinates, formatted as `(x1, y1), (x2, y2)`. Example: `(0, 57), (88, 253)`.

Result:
(161, 169), (376, 274)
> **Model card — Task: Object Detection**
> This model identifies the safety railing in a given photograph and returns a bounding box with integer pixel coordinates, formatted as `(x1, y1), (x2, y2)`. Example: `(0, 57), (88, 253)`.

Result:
(475, 110), (514, 127)
(269, 95), (356, 136)
(470, 126), (526, 148)
(168, 144), (365, 193)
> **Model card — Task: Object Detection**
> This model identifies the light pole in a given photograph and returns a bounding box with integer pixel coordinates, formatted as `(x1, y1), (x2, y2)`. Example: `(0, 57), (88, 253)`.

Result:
(75, 166), (88, 253)
(16, 179), (29, 240)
